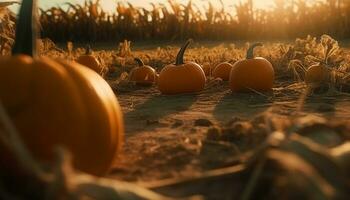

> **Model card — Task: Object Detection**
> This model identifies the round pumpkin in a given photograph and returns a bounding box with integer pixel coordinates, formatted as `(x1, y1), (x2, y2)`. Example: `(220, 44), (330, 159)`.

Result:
(129, 58), (156, 86)
(158, 40), (206, 95)
(212, 62), (234, 81)
(0, 0), (123, 176)
(76, 45), (104, 74)
(229, 43), (275, 92)
(305, 64), (330, 85)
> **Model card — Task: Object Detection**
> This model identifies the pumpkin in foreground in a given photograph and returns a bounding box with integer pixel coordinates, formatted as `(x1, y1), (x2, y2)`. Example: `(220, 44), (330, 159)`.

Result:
(158, 40), (206, 95)
(76, 45), (104, 74)
(229, 43), (275, 92)
(129, 58), (157, 86)
(212, 62), (234, 81)
(0, 0), (123, 176)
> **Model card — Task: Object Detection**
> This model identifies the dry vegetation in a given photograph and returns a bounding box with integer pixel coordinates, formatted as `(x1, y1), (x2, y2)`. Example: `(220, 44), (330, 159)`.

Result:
(0, 1), (17, 55)
(1, 1), (350, 200)
(1, 33), (350, 199)
(50, 35), (350, 93)
(39, 0), (350, 42)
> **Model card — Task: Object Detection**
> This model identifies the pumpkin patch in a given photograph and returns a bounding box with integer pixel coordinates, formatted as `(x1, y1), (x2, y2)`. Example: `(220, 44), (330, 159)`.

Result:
(1, 1), (350, 200)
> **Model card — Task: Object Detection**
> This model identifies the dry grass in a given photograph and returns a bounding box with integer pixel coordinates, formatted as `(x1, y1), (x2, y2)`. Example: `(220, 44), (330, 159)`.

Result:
(0, 1), (17, 55)
(51, 35), (348, 94)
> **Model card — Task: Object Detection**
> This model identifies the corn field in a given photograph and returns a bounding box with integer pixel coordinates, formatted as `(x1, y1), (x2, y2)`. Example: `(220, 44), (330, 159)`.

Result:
(0, 2), (17, 54)
(38, 0), (350, 43)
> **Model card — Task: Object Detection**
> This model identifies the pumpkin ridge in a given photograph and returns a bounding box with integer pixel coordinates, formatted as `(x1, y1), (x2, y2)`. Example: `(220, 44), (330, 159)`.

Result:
(57, 60), (122, 174)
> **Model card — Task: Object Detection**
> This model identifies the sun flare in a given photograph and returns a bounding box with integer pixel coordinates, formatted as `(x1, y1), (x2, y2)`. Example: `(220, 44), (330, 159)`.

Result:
(99, 0), (116, 13)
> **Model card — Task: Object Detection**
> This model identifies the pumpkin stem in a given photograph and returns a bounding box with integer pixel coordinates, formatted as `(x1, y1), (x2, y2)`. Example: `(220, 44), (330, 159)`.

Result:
(85, 45), (92, 55)
(246, 43), (263, 60)
(134, 58), (145, 67)
(176, 39), (193, 65)
(12, 0), (38, 57)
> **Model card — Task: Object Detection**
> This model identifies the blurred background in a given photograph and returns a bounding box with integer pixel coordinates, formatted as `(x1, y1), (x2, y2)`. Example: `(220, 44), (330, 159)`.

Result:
(3, 0), (350, 43)
(10, 0), (278, 12)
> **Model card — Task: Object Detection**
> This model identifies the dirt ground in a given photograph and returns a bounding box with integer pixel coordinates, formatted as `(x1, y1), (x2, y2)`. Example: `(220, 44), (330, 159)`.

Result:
(108, 79), (350, 184)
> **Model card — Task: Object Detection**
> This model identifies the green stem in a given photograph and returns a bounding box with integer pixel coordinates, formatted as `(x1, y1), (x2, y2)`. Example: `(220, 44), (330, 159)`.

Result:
(176, 39), (192, 65)
(246, 43), (263, 59)
(12, 0), (37, 57)
(134, 58), (144, 67)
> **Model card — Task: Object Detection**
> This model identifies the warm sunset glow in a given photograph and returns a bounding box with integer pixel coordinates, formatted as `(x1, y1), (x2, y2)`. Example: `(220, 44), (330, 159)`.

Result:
(33, 0), (293, 12)
(5, 0), (319, 14)
(99, 0), (116, 13)
(3, 0), (350, 199)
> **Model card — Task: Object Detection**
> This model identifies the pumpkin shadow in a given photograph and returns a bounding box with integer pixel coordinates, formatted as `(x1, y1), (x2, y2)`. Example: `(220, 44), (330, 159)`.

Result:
(213, 92), (272, 124)
(125, 94), (198, 134)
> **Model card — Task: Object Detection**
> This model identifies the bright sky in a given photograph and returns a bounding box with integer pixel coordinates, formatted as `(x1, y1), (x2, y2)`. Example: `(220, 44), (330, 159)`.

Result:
(8, 0), (286, 13)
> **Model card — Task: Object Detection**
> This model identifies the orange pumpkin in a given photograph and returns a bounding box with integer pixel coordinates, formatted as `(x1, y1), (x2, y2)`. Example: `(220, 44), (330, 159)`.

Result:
(212, 62), (234, 81)
(230, 43), (274, 92)
(0, 0), (123, 176)
(76, 45), (104, 74)
(129, 58), (156, 86)
(158, 40), (206, 95)
(305, 64), (330, 85)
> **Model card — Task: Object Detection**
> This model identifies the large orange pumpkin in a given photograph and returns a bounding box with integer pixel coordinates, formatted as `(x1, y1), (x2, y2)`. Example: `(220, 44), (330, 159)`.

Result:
(129, 58), (156, 86)
(212, 62), (234, 81)
(229, 43), (275, 92)
(76, 45), (104, 74)
(0, 0), (123, 176)
(158, 40), (206, 95)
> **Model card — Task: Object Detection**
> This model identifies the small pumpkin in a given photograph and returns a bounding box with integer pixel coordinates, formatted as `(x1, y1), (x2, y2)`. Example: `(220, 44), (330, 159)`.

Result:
(76, 45), (104, 74)
(0, 0), (123, 176)
(129, 58), (156, 86)
(158, 40), (206, 95)
(212, 62), (234, 81)
(305, 64), (330, 85)
(229, 43), (274, 92)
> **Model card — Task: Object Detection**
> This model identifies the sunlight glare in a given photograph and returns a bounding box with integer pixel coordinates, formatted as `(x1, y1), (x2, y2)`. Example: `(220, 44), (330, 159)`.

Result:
(99, 0), (116, 13)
